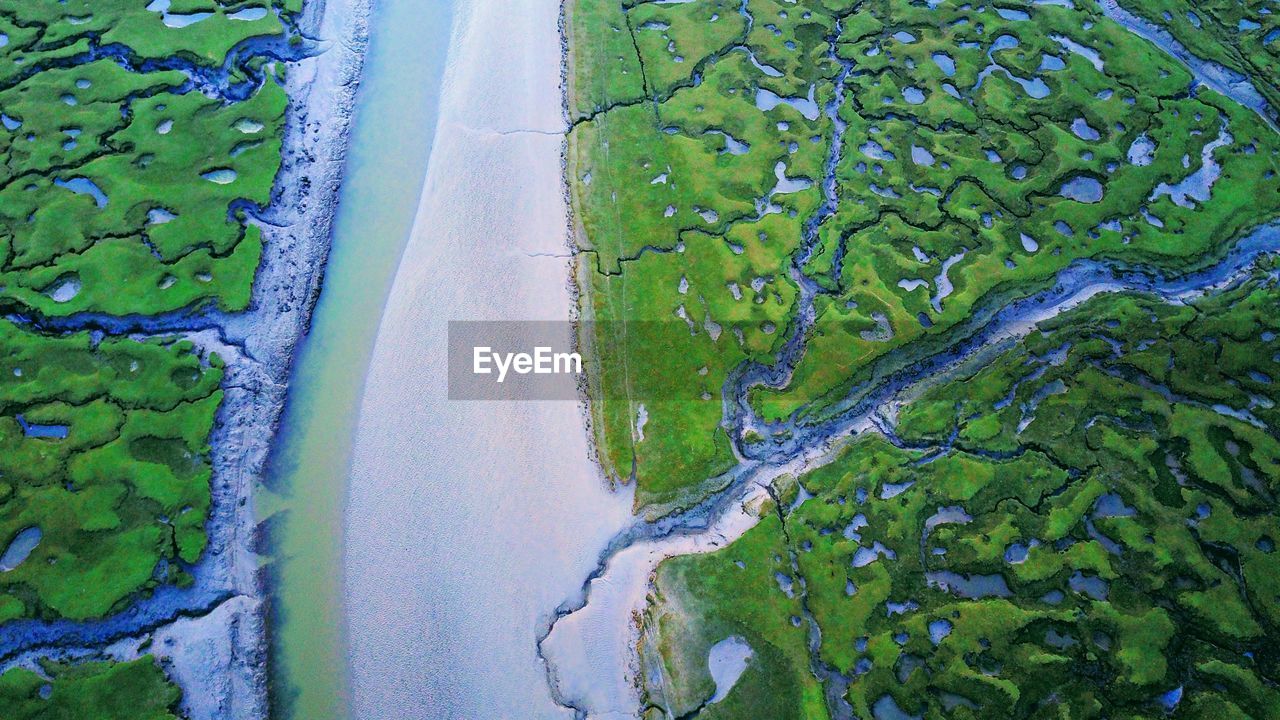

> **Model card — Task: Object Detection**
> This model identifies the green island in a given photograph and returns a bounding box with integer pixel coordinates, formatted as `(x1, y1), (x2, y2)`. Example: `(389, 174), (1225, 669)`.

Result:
(567, 0), (1280, 716)
(0, 0), (297, 708)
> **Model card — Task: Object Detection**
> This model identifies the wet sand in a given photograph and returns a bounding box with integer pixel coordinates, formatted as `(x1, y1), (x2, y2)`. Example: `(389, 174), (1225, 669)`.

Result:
(341, 0), (633, 717)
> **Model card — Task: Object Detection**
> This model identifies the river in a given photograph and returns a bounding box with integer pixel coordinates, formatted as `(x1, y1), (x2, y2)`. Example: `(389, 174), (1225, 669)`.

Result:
(266, 0), (454, 718)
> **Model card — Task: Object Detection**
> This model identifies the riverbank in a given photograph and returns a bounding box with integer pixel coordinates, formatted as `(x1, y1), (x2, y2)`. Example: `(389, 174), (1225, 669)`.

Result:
(341, 0), (634, 717)
(153, 0), (374, 715)
(156, 0), (373, 713)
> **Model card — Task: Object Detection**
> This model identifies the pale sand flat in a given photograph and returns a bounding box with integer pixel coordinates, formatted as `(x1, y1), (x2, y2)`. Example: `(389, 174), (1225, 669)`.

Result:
(343, 0), (633, 717)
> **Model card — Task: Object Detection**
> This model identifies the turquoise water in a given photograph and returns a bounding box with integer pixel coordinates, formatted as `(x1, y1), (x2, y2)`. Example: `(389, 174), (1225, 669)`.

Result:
(267, 1), (453, 717)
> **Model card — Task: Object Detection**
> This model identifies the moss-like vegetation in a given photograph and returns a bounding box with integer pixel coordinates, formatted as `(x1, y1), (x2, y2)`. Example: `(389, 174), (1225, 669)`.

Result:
(0, 0), (295, 701)
(0, 1), (296, 72)
(0, 0), (288, 625)
(570, 0), (1280, 511)
(0, 2), (289, 317)
(643, 273), (1280, 718)
(0, 656), (182, 719)
(0, 324), (223, 622)
(1112, 0), (1279, 117)
(571, 0), (843, 508)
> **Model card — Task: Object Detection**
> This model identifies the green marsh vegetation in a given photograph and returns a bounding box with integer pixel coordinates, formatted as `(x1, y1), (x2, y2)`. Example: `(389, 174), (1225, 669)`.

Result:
(569, 0), (842, 509)
(0, 1), (294, 68)
(0, 1), (291, 317)
(0, 0), (295, 699)
(1111, 0), (1279, 115)
(569, 0), (1280, 715)
(0, 655), (182, 719)
(642, 275), (1280, 718)
(568, 0), (1280, 512)
(0, 327), (223, 623)
(0, 0), (289, 620)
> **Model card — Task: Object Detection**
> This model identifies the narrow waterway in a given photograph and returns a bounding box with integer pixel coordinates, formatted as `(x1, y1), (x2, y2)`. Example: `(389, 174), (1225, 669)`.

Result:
(266, 1), (454, 718)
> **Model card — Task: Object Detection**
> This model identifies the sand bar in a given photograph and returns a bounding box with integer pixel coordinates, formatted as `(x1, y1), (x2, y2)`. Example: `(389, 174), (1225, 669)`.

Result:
(342, 0), (633, 716)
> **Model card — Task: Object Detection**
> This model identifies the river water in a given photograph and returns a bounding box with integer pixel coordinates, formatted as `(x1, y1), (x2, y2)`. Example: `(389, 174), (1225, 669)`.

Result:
(266, 1), (454, 718)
